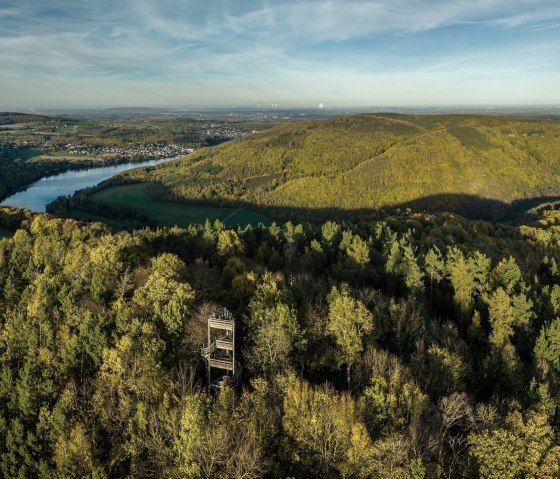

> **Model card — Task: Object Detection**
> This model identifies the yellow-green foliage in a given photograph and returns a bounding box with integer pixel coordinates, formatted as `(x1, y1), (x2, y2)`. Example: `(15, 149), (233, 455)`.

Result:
(119, 114), (560, 218)
(519, 200), (560, 245)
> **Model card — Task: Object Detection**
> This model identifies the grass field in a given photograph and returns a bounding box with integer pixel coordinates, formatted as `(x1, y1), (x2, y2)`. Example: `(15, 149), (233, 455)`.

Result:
(447, 125), (495, 150)
(88, 183), (274, 228)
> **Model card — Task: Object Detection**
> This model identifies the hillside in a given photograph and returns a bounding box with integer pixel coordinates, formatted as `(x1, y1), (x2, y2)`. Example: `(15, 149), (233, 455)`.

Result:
(117, 113), (560, 221)
(0, 112), (54, 125)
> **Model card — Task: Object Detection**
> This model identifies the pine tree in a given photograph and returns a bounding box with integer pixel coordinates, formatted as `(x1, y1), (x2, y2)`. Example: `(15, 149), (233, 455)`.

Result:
(447, 247), (475, 321)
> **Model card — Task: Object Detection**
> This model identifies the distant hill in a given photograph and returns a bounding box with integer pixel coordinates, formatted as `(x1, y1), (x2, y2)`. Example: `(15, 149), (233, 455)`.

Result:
(0, 112), (53, 125)
(118, 113), (560, 221)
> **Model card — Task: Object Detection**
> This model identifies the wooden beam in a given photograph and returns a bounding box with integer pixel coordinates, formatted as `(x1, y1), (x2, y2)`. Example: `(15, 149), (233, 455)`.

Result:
(209, 358), (235, 371)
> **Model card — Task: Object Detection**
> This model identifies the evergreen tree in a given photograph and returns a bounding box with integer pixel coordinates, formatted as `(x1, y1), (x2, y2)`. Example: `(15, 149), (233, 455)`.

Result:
(424, 246), (444, 308)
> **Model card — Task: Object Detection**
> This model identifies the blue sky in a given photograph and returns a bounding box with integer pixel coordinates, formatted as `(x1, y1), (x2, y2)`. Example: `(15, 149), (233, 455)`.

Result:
(1, 0), (559, 108)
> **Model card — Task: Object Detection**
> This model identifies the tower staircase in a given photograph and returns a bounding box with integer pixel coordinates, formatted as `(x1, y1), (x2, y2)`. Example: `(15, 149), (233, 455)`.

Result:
(201, 308), (241, 390)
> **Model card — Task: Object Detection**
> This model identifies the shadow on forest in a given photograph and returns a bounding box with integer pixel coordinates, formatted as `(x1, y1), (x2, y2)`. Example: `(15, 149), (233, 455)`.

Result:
(41, 174), (560, 229)
(160, 191), (560, 225)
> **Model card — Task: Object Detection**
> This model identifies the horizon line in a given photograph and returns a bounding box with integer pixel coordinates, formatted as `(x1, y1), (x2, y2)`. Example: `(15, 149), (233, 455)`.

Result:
(3, 104), (560, 113)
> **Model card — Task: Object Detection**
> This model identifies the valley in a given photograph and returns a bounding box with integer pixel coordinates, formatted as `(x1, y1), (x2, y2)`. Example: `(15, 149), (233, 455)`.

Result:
(4, 1), (560, 476)
(0, 111), (278, 201)
(51, 113), (560, 229)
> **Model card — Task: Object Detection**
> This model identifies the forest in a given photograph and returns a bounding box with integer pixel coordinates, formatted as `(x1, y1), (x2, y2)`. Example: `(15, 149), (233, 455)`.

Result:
(109, 113), (560, 222)
(1, 203), (560, 478)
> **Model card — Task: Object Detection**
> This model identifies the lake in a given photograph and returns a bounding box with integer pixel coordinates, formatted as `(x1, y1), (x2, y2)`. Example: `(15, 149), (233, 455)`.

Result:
(1, 157), (178, 212)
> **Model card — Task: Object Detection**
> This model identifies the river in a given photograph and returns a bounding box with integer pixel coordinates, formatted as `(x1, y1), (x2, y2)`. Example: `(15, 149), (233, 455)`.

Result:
(0, 157), (179, 212)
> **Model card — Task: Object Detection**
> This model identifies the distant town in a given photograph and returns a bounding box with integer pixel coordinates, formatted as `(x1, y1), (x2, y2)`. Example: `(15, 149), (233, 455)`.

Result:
(0, 139), (193, 160)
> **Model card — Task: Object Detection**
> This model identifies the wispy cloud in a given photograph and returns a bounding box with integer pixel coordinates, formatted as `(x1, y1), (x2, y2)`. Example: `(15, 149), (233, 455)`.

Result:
(0, 0), (559, 107)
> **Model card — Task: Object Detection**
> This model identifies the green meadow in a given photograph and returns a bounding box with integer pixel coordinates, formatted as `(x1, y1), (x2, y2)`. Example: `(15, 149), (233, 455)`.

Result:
(87, 183), (274, 228)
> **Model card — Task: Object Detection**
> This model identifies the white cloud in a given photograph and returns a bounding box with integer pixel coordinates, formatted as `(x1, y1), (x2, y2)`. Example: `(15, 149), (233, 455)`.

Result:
(1, 0), (559, 107)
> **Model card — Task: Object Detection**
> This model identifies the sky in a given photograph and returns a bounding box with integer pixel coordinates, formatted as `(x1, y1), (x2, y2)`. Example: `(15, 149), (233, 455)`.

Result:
(1, 0), (559, 109)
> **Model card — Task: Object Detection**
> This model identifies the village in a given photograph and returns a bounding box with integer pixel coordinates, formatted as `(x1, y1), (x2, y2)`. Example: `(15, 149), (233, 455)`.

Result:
(63, 142), (193, 158)
(0, 138), (193, 161)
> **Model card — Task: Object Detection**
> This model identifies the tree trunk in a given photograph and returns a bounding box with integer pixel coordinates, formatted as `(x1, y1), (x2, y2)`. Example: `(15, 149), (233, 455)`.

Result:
(430, 275), (434, 309)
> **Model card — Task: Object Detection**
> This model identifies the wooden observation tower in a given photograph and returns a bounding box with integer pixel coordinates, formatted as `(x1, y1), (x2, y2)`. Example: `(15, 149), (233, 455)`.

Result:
(201, 308), (241, 390)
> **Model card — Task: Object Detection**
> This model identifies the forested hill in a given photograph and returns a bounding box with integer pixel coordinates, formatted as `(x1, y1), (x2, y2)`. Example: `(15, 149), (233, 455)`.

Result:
(122, 113), (560, 220)
(0, 112), (54, 124)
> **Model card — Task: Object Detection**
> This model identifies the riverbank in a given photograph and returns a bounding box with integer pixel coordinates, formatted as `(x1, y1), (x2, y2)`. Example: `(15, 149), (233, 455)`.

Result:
(0, 153), (187, 204)
(1, 156), (182, 212)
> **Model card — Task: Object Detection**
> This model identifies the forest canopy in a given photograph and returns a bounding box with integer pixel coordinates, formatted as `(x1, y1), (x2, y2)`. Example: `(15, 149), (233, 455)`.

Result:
(1, 205), (560, 478)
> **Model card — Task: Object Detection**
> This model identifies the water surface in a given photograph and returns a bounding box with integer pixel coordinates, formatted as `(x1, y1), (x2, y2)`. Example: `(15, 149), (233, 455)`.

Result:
(1, 157), (177, 212)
